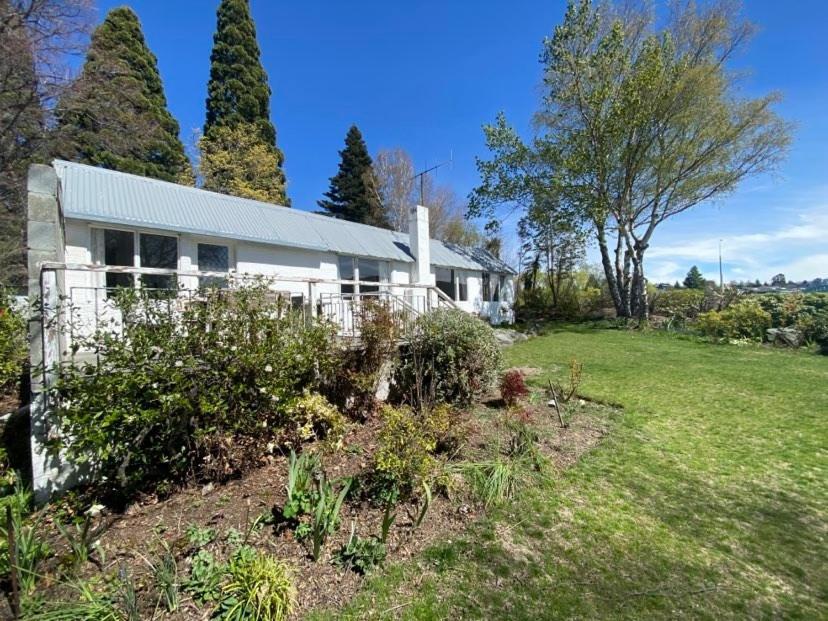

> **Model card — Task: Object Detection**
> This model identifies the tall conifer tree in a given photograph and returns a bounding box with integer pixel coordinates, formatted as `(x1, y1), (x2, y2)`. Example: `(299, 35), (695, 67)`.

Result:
(201, 0), (288, 205)
(56, 7), (192, 183)
(319, 125), (388, 228)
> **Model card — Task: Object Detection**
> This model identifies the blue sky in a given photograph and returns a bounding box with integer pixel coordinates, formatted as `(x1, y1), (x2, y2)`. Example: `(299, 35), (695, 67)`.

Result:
(95, 0), (828, 282)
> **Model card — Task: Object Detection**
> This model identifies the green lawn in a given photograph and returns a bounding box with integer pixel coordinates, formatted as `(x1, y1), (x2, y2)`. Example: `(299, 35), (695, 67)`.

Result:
(318, 327), (828, 620)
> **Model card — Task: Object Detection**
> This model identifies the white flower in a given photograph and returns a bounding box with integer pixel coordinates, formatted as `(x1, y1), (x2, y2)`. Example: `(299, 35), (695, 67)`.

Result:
(230, 345), (237, 352)
(264, 364), (273, 373)
(86, 503), (105, 518)
(259, 387), (267, 394)
(174, 360), (183, 368)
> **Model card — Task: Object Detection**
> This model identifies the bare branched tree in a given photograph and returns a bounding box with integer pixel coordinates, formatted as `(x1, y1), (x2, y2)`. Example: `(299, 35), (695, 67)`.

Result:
(373, 146), (482, 246)
(0, 0), (92, 287)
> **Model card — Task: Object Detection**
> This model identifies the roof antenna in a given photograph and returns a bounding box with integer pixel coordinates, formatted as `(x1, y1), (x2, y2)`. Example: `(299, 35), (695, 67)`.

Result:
(412, 150), (453, 207)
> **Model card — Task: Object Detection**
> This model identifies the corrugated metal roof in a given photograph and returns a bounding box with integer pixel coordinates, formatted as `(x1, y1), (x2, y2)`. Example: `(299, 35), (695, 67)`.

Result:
(53, 160), (514, 274)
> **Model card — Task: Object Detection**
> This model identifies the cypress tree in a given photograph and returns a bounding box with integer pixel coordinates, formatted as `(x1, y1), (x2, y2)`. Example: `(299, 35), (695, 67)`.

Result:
(202, 0), (287, 204)
(56, 7), (192, 183)
(319, 125), (388, 228)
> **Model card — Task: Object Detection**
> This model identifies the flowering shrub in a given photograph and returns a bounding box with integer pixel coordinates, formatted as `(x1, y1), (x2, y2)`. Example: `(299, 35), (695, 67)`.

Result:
(50, 284), (342, 496)
(499, 370), (529, 407)
(394, 309), (501, 409)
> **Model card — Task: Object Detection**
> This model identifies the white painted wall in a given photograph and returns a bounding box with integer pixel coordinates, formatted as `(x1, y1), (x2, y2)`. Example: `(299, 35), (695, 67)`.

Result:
(61, 218), (515, 328)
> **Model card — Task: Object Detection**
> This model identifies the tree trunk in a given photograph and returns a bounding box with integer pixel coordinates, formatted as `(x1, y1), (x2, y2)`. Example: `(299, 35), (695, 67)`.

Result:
(631, 246), (649, 322)
(595, 223), (626, 317)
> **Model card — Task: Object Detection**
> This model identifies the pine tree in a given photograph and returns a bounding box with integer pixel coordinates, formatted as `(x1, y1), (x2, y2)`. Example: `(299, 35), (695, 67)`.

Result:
(202, 0), (287, 204)
(683, 265), (705, 289)
(318, 125), (388, 227)
(55, 7), (192, 183)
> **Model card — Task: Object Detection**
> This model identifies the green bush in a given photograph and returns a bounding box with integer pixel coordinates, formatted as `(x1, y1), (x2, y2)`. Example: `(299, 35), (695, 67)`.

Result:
(285, 392), (346, 448)
(50, 284), (342, 496)
(651, 288), (709, 321)
(0, 289), (26, 397)
(394, 309), (501, 409)
(697, 298), (772, 341)
(373, 405), (440, 498)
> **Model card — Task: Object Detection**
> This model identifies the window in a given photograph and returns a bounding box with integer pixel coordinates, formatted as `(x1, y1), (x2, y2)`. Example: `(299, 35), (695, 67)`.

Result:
(458, 273), (468, 302)
(499, 275), (507, 302)
(103, 229), (134, 289)
(339, 256), (355, 295)
(482, 272), (491, 301)
(436, 267), (454, 300)
(359, 258), (380, 294)
(492, 273), (501, 302)
(140, 233), (178, 290)
(198, 243), (229, 288)
(339, 256), (386, 295)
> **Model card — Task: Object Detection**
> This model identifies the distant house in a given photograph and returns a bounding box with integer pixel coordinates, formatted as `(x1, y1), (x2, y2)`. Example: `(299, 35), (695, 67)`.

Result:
(34, 160), (515, 333)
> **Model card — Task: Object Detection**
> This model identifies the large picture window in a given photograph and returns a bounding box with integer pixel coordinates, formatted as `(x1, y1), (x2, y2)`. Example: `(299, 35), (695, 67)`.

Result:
(95, 228), (179, 293)
(339, 256), (386, 296)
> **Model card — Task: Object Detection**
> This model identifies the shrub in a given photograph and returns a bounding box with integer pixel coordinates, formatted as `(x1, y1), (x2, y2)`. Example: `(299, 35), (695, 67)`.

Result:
(500, 370), (529, 407)
(373, 405), (439, 498)
(0, 288), (26, 397)
(394, 309), (501, 409)
(285, 392), (346, 447)
(219, 548), (295, 621)
(697, 298), (772, 341)
(50, 284), (342, 496)
(813, 315), (828, 355)
(651, 288), (709, 321)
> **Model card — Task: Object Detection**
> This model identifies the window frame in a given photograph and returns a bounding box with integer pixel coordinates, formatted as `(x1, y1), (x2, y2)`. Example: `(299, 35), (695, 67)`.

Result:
(338, 255), (389, 296)
(196, 241), (232, 289)
(92, 226), (181, 293)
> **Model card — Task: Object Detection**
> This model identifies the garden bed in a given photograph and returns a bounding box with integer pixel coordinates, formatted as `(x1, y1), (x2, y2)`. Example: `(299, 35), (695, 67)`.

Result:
(9, 394), (618, 620)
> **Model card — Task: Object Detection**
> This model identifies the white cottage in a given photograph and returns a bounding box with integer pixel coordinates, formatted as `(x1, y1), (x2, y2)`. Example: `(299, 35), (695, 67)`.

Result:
(26, 160), (516, 500)
(43, 160), (515, 328)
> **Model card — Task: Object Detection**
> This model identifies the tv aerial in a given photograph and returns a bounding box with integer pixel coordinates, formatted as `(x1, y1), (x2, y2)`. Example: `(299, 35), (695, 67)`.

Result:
(412, 150), (453, 206)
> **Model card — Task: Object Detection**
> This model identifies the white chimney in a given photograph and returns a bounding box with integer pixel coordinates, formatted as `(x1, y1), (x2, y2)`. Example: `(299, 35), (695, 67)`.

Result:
(409, 204), (433, 285)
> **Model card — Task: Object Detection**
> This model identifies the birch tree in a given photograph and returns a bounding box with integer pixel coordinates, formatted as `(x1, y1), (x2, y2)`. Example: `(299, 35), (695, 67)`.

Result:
(470, 0), (790, 319)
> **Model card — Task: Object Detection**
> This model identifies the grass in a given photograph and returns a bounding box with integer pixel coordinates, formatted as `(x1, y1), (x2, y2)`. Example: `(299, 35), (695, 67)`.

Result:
(313, 326), (828, 620)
